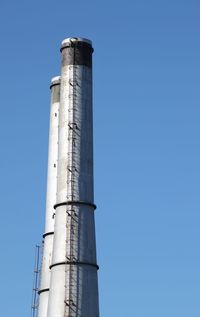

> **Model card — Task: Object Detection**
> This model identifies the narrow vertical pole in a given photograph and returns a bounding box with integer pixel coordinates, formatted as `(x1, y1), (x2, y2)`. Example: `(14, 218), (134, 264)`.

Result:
(37, 76), (60, 317)
(31, 245), (40, 317)
(47, 38), (99, 317)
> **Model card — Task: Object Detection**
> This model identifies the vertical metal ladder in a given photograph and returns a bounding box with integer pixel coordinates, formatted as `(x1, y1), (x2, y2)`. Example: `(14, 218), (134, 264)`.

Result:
(31, 245), (41, 317)
(64, 60), (81, 317)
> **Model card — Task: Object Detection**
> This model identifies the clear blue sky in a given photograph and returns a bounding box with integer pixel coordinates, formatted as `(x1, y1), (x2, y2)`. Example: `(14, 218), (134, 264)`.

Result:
(0, 0), (200, 316)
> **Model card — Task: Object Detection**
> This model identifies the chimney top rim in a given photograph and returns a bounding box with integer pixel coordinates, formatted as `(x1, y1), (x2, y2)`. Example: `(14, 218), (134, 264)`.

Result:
(61, 37), (92, 46)
(51, 76), (61, 84)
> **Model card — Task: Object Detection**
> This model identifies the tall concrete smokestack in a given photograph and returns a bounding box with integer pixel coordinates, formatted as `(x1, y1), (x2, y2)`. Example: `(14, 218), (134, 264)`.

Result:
(38, 76), (60, 317)
(47, 37), (99, 317)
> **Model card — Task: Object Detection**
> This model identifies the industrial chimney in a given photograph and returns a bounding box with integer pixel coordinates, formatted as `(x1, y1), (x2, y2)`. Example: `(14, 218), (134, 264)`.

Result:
(37, 38), (99, 317)
(37, 76), (60, 317)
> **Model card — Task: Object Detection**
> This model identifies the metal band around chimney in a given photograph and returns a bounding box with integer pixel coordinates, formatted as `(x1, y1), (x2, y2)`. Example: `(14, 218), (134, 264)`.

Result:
(49, 261), (99, 270)
(43, 231), (54, 239)
(38, 288), (50, 295)
(54, 201), (97, 210)
(50, 76), (61, 89)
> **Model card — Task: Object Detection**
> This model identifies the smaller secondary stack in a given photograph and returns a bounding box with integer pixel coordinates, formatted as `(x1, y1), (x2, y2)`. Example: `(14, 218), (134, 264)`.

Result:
(37, 38), (99, 317)
(37, 76), (60, 317)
